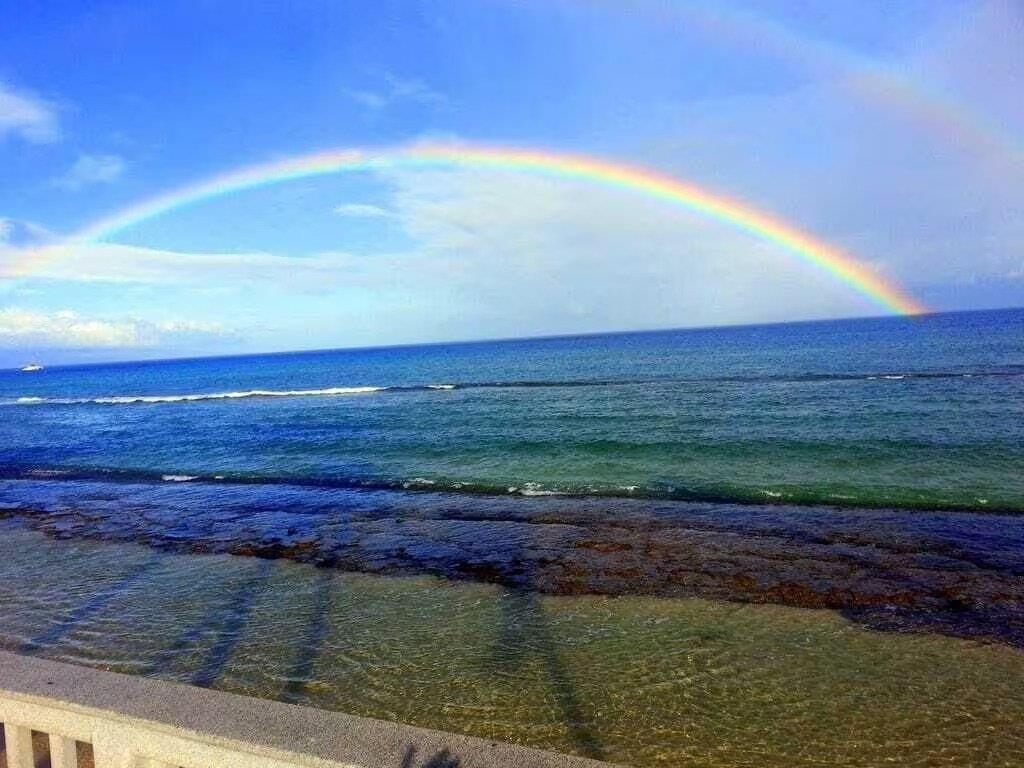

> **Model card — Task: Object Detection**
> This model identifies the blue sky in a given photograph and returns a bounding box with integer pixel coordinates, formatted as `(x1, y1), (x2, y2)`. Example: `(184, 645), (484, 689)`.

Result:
(0, 0), (1021, 364)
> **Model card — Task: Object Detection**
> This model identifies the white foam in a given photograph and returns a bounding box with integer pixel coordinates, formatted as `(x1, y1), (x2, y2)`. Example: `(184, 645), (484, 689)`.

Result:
(10, 386), (389, 406)
(94, 386), (386, 404)
(519, 482), (566, 496)
(427, 384), (456, 390)
(161, 474), (198, 482)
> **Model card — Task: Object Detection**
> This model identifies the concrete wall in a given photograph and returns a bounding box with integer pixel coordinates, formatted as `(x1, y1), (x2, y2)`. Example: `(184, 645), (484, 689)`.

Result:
(0, 651), (621, 768)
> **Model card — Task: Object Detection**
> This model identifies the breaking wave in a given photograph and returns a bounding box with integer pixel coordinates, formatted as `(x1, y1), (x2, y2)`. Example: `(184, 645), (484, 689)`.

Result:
(1, 466), (1019, 514)
(3, 367), (1022, 407)
(9, 386), (392, 405)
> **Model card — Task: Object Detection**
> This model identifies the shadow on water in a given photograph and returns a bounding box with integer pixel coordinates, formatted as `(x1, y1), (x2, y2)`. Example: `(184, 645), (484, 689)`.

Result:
(493, 588), (605, 761)
(280, 568), (334, 704)
(19, 555), (162, 653)
(190, 558), (275, 687)
(139, 559), (275, 687)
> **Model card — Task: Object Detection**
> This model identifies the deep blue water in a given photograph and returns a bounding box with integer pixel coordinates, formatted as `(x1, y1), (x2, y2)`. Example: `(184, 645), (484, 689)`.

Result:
(1, 308), (1022, 513)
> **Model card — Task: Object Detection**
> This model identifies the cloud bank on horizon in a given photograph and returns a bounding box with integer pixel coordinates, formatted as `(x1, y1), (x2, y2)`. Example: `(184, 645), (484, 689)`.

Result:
(0, 0), (1021, 364)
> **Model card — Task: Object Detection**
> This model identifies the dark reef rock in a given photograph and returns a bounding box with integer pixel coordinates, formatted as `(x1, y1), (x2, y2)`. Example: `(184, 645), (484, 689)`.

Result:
(2, 477), (1022, 648)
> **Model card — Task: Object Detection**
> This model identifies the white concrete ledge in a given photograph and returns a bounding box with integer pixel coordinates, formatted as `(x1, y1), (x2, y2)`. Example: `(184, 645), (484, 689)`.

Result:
(0, 651), (621, 768)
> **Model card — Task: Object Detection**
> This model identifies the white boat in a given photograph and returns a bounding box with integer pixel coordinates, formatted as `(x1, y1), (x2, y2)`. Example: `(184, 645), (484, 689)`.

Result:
(20, 363), (44, 372)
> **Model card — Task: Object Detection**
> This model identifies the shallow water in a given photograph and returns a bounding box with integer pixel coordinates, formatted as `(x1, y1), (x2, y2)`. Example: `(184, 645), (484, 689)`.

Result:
(2, 526), (1022, 767)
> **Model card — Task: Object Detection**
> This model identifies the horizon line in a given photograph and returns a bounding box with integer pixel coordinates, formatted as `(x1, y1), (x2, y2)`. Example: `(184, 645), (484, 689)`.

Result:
(4, 305), (1021, 373)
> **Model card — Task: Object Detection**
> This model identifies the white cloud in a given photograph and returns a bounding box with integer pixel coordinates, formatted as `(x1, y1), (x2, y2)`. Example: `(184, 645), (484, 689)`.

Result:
(334, 203), (392, 218)
(0, 217), (57, 251)
(0, 241), (372, 287)
(383, 72), (445, 104)
(343, 72), (445, 112)
(0, 81), (59, 143)
(53, 154), (126, 190)
(373, 166), (885, 334)
(0, 307), (232, 348)
(344, 89), (388, 110)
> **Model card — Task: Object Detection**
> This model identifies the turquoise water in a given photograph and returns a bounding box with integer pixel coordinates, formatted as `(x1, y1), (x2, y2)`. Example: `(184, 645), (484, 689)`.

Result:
(1, 308), (1022, 512)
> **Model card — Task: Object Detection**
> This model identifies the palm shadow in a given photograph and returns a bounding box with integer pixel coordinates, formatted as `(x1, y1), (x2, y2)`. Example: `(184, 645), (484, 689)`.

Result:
(19, 554), (162, 653)
(280, 567), (334, 703)
(492, 587), (605, 761)
(141, 558), (275, 687)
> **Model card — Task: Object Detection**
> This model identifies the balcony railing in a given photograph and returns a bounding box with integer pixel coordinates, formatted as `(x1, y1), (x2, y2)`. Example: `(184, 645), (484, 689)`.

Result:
(0, 650), (615, 768)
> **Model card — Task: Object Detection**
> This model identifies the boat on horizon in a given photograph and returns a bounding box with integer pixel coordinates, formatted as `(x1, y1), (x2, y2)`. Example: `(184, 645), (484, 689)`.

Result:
(19, 363), (44, 372)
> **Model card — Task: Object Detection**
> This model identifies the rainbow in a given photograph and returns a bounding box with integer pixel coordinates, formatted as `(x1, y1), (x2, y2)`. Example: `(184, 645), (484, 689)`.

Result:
(20, 143), (926, 315)
(607, 1), (1023, 169)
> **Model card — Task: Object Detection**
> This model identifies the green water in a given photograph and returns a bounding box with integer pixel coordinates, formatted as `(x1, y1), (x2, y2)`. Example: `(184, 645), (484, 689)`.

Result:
(2, 528), (1021, 767)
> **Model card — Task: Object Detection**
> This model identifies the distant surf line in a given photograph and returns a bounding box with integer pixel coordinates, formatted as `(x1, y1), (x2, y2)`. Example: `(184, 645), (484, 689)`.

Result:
(6, 368), (1017, 407)
(21, 142), (927, 315)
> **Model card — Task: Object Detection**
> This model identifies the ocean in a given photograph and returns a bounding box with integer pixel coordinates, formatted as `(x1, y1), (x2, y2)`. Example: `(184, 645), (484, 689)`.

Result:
(1, 308), (1022, 766)
(3, 308), (1023, 511)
